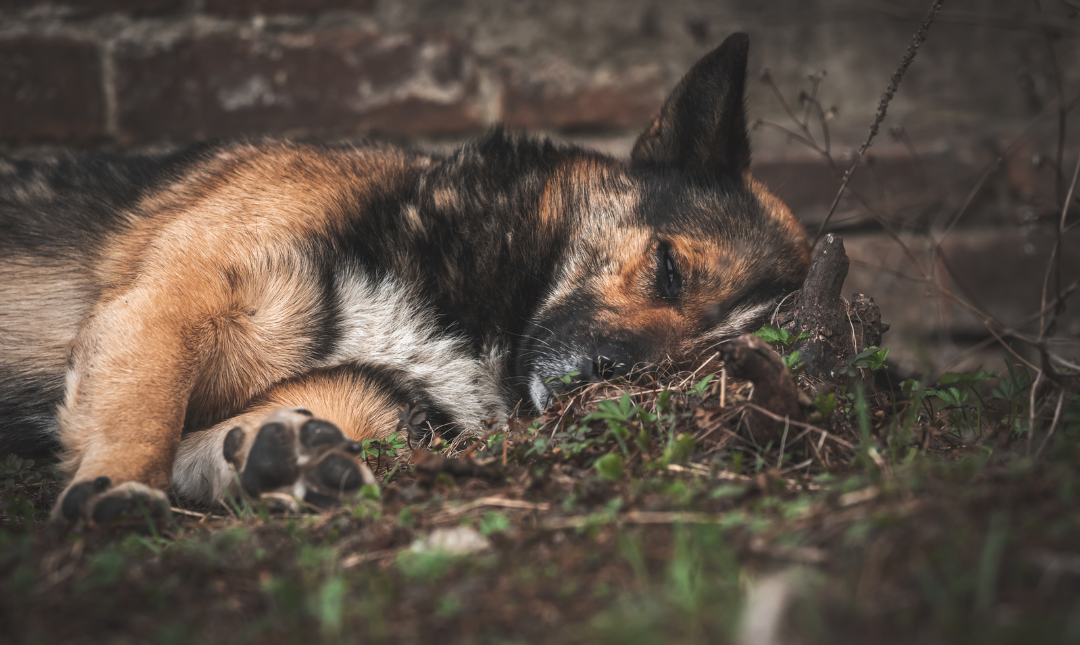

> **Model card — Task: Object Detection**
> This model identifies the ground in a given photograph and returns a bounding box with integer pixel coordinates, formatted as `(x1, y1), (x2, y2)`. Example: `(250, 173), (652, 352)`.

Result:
(2, 337), (1079, 645)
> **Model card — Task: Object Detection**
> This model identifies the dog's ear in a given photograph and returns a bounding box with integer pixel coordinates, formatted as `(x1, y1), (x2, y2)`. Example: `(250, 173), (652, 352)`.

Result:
(631, 33), (751, 176)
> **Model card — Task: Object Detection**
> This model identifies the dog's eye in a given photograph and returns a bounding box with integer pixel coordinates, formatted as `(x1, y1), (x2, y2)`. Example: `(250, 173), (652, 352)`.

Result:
(657, 244), (682, 299)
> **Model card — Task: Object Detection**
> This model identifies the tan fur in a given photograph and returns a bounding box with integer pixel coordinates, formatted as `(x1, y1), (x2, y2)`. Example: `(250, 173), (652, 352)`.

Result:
(252, 369), (402, 441)
(56, 143), (426, 497)
(171, 369), (400, 504)
(0, 258), (94, 381)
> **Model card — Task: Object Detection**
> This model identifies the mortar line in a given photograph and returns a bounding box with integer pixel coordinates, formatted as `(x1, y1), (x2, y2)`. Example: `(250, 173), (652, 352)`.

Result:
(101, 38), (119, 140)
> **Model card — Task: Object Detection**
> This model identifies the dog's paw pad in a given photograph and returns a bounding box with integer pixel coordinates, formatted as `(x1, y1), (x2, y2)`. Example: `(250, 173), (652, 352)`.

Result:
(240, 421), (300, 496)
(54, 480), (170, 530)
(300, 419), (346, 450)
(91, 487), (169, 525)
(60, 476), (111, 521)
(313, 454), (366, 492)
(228, 409), (373, 509)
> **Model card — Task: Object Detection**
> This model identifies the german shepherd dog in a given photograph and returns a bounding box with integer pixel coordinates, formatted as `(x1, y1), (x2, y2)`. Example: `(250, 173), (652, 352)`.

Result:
(0, 34), (809, 527)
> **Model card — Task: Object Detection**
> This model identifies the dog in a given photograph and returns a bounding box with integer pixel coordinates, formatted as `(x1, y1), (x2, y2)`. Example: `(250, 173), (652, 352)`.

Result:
(0, 33), (810, 526)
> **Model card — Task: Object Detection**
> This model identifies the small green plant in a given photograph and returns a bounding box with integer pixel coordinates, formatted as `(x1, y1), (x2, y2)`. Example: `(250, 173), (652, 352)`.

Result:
(478, 511), (512, 536)
(691, 375), (715, 397)
(0, 455), (45, 522)
(396, 550), (456, 582)
(928, 386), (968, 409)
(350, 484), (382, 520)
(582, 498), (624, 534)
(595, 453), (625, 481)
(0, 455), (41, 487)
(660, 433), (696, 467)
(358, 432), (406, 462)
(840, 346), (890, 377)
(545, 370), (581, 386)
(852, 383), (876, 473)
(485, 432), (505, 450)
(782, 350), (807, 377)
(992, 365), (1031, 402)
(583, 393), (657, 457)
(657, 389), (673, 412)
(525, 437), (550, 457)
(359, 432), (407, 469)
(317, 576), (347, 638)
(938, 370), (996, 389)
(813, 392), (838, 418)
(710, 483), (745, 499)
(397, 506), (416, 527)
(863, 347), (890, 371)
(754, 324), (810, 348)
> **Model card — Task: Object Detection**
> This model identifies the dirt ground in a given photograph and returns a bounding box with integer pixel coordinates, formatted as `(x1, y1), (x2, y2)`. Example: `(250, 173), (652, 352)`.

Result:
(2, 346), (1078, 645)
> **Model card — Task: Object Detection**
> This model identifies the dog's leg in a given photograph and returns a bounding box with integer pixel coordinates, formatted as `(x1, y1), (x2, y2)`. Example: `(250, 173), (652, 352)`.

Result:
(51, 250), (339, 527)
(52, 287), (202, 526)
(172, 366), (403, 508)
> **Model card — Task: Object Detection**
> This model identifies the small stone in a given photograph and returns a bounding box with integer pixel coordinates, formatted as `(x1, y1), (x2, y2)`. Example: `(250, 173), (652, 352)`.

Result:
(410, 526), (491, 556)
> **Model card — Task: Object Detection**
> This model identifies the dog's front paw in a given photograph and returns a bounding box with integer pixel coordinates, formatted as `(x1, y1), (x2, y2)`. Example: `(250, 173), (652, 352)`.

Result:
(53, 478), (171, 530)
(224, 409), (375, 509)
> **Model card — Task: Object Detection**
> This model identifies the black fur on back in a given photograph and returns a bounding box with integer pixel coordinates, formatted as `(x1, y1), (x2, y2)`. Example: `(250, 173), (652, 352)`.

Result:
(334, 130), (585, 352)
(0, 145), (213, 260)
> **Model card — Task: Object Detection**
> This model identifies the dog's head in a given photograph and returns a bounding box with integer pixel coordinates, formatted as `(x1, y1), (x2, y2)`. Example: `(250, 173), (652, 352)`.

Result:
(516, 33), (811, 410)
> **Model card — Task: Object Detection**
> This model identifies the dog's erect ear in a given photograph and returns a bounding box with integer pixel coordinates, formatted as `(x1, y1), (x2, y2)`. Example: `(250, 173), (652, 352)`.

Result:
(631, 33), (751, 176)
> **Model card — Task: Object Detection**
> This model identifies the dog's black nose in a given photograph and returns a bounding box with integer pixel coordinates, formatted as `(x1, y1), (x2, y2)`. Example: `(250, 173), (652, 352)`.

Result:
(580, 344), (633, 382)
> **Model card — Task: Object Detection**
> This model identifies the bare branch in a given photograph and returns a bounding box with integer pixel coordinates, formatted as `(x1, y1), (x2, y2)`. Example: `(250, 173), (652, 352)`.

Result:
(813, 0), (944, 246)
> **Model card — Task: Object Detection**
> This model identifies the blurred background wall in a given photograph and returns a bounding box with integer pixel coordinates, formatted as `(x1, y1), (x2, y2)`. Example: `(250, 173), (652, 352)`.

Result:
(2, 0), (1078, 374)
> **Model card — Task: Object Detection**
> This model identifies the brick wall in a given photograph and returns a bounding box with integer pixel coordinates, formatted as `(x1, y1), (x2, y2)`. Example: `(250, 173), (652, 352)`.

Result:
(3, 0), (1073, 151)
(1, 0), (1078, 372)
(0, 0), (682, 147)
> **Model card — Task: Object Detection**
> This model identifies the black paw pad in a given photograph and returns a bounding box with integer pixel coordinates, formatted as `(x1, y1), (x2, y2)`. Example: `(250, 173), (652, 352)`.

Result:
(91, 492), (166, 525)
(91, 494), (134, 524)
(302, 490), (341, 509)
(61, 476), (111, 520)
(313, 454), (364, 493)
(299, 419), (345, 450)
(241, 422), (299, 496)
(223, 426), (245, 465)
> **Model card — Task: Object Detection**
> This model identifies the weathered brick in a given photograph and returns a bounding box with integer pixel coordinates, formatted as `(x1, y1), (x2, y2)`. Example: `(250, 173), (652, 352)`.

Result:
(498, 61), (664, 131)
(114, 31), (482, 144)
(0, 0), (185, 17)
(843, 230), (1080, 342)
(203, 0), (371, 16)
(0, 36), (104, 144)
(750, 153), (1009, 229)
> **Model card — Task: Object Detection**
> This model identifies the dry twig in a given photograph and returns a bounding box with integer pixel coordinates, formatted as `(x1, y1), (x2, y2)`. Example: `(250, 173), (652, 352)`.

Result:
(813, 0), (944, 245)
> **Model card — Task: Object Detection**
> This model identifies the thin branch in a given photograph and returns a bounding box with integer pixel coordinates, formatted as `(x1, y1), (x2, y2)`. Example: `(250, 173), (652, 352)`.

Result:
(1035, 390), (1067, 459)
(754, 121), (822, 152)
(744, 404), (857, 450)
(1032, 0), (1068, 205)
(939, 278), (1080, 373)
(1027, 364), (1046, 457)
(760, 69), (806, 131)
(1040, 154), (1080, 340)
(813, 0), (945, 246)
(1049, 352), (1080, 373)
